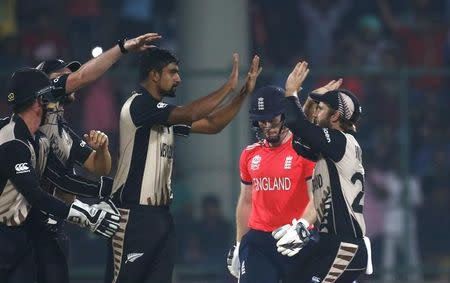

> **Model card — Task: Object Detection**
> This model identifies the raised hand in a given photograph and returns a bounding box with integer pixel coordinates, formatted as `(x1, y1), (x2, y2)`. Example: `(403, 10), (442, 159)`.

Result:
(124, 33), (162, 53)
(312, 78), (343, 95)
(83, 130), (109, 151)
(239, 55), (262, 96)
(226, 53), (240, 91)
(285, 61), (309, 96)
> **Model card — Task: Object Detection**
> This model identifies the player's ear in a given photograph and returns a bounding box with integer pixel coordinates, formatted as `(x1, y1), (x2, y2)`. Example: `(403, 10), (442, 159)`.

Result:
(149, 69), (161, 83)
(330, 111), (340, 123)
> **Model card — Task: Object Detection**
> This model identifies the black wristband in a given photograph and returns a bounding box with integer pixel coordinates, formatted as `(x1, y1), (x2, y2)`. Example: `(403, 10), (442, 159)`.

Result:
(117, 38), (128, 54)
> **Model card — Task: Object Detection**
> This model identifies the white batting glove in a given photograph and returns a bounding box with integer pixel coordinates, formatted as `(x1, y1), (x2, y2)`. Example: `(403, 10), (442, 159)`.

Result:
(67, 199), (120, 238)
(273, 218), (310, 257)
(226, 242), (240, 278)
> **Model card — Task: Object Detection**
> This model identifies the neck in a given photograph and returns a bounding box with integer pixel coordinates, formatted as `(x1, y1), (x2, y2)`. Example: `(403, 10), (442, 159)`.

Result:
(18, 112), (40, 136)
(140, 81), (162, 101)
(268, 129), (291, 147)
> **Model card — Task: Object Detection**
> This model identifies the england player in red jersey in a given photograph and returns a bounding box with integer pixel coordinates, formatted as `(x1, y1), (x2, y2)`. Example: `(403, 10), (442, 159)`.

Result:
(227, 86), (316, 283)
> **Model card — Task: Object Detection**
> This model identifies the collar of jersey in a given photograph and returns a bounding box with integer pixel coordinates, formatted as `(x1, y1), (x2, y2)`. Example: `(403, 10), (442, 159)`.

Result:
(262, 131), (293, 149)
(136, 85), (160, 102)
(12, 114), (34, 143)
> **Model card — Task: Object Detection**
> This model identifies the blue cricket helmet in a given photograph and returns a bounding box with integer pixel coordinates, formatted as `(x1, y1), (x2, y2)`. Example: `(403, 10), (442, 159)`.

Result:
(249, 85), (285, 122)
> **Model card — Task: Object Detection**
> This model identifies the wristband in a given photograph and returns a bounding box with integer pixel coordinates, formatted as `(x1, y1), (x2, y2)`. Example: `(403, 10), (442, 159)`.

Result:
(117, 39), (128, 54)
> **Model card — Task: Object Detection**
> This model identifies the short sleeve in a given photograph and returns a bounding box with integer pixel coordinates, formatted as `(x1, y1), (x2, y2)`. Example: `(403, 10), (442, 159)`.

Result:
(51, 74), (69, 99)
(239, 149), (252, 185)
(67, 128), (93, 166)
(302, 158), (316, 181)
(130, 95), (177, 127)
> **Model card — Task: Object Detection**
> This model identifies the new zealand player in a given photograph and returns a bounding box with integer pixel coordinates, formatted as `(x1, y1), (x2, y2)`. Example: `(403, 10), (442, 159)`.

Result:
(226, 86), (316, 283)
(28, 32), (161, 283)
(0, 68), (120, 282)
(272, 62), (372, 282)
(105, 48), (261, 283)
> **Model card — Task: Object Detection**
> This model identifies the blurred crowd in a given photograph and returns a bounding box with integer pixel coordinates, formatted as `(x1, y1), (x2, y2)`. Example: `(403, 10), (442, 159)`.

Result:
(1, 0), (450, 281)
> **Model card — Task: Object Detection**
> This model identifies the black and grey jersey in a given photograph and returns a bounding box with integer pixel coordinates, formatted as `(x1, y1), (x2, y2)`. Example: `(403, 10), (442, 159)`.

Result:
(113, 87), (190, 206)
(39, 109), (93, 197)
(40, 104), (93, 168)
(285, 96), (366, 238)
(0, 115), (68, 226)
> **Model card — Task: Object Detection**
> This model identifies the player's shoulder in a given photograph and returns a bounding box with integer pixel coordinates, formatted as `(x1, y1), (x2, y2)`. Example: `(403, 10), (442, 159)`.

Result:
(240, 142), (263, 162)
(244, 142), (262, 151)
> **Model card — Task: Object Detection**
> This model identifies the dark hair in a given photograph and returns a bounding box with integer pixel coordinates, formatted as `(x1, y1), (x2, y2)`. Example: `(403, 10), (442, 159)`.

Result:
(139, 47), (179, 82)
(328, 106), (357, 133)
(12, 98), (37, 114)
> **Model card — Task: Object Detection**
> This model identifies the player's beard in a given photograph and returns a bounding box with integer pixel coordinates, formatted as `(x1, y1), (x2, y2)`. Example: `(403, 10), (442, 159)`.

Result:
(315, 110), (334, 129)
(265, 125), (287, 145)
(316, 118), (332, 129)
(161, 86), (177, 97)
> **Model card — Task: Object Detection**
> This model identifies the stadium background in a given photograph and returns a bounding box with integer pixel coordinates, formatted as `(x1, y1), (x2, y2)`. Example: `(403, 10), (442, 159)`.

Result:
(0, 0), (449, 282)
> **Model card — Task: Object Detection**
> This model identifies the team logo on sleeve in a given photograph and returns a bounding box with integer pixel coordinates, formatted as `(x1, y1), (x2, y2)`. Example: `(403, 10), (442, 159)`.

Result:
(15, 163), (30, 174)
(251, 155), (261, 170)
(157, 102), (168, 109)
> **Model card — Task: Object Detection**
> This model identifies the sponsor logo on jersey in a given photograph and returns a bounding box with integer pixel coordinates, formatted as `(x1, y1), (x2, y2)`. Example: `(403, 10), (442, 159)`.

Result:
(253, 177), (291, 191)
(250, 155), (261, 170)
(160, 142), (173, 158)
(323, 128), (331, 143)
(284, 156), (293, 169)
(15, 163), (30, 174)
(157, 102), (168, 109)
(125, 253), (144, 264)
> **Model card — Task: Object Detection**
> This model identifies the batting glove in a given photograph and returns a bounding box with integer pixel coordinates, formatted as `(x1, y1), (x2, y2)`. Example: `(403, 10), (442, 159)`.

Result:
(226, 242), (240, 278)
(273, 218), (310, 257)
(92, 197), (120, 216)
(67, 199), (120, 238)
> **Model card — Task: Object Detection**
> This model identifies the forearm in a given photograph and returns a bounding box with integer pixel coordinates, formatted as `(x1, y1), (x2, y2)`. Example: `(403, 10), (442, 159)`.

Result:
(13, 176), (70, 219)
(66, 45), (123, 93)
(192, 91), (246, 134)
(236, 198), (251, 242)
(302, 97), (317, 122)
(301, 200), (317, 225)
(179, 83), (233, 123)
(284, 95), (309, 135)
(91, 149), (112, 176)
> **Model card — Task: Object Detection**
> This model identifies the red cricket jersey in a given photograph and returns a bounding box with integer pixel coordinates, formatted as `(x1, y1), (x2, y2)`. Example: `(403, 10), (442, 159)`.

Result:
(240, 133), (315, 232)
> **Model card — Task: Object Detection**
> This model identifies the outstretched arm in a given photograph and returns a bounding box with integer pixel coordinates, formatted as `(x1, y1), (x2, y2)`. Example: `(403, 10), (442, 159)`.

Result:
(284, 61), (346, 161)
(65, 33), (161, 93)
(191, 55), (261, 134)
(167, 53), (240, 125)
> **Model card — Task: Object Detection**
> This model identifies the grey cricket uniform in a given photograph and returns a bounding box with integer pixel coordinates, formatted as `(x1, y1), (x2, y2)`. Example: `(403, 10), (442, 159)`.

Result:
(282, 96), (368, 283)
(0, 115), (70, 282)
(106, 86), (190, 283)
